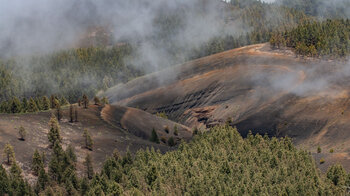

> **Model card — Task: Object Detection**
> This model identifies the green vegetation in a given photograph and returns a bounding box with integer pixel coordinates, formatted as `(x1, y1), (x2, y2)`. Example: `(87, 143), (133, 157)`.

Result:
(277, 0), (350, 19)
(0, 95), (69, 114)
(83, 129), (94, 151)
(270, 19), (350, 58)
(18, 126), (27, 141)
(2, 125), (349, 195)
(0, 45), (141, 103)
(150, 128), (160, 144)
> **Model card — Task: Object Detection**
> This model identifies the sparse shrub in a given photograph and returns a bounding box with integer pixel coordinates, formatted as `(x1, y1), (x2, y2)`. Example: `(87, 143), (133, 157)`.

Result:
(156, 112), (168, 119)
(174, 126), (178, 136)
(150, 128), (160, 144)
(317, 146), (322, 153)
(94, 97), (100, 105)
(330, 149), (334, 153)
(168, 137), (176, 147)
(18, 126), (27, 141)
(101, 97), (109, 106)
(320, 158), (325, 164)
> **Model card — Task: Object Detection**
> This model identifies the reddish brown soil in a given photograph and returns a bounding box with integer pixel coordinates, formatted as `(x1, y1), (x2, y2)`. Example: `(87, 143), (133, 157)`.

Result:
(104, 43), (350, 171)
(0, 104), (184, 182)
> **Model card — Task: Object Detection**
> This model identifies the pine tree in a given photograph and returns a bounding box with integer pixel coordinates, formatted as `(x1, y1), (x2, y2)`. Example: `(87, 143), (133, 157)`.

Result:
(4, 143), (15, 165)
(78, 99), (82, 107)
(10, 97), (22, 113)
(168, 137), (176, 147)
(42, 96), (50, 111)
(35, 97), (43, 111)
(10, 161), (22, 179)
(94, 97), (100, 105)
(48, 114), (62, 147)
(84, 153), (94, 179)
(50, 95), (56, 109)
(18, 126), (27, 141)
(28, 97), (39, 113)
(150, 128), (160, 144)
(36, 167), (49, 192)
(69, 104), (74, 123)
(101, 97), (109, 106)
(56, 102), (62, 121)
(32, 149), (44, 176)
(21, 97), (28, 113)
(0, 165), (9, 195)
(60, 96), (69, 106)
(82, 94), (89, 109)
(83, 129), (94, 151)
(66, 145), (77, 164)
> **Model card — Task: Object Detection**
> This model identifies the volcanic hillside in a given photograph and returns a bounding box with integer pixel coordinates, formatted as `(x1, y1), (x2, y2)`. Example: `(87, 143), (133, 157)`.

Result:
(104, 43), (350, 170)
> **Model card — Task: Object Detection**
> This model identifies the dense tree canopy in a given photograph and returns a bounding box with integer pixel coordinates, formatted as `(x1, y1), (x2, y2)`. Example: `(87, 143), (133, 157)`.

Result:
(1, 126), (349, 195)
(270, 19), (350, 58)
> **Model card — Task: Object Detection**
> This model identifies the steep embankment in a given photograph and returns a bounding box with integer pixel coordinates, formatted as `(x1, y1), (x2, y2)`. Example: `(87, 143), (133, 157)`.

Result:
(105, 43), (350, 169)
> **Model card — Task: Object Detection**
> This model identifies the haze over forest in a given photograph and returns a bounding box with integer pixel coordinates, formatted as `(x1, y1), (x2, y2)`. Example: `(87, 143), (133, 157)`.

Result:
(0, 0), (350, 195)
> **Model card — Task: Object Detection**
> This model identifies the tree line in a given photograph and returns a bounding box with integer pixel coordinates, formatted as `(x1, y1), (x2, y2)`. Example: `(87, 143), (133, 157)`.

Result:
(270, 19), (350, 58)
(1, 125), (349, 195)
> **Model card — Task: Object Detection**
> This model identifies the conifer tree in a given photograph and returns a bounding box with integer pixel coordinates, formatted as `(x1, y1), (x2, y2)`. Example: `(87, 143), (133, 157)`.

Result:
(36, 167), (49, 193)
(56, 102), (62, 121)
(84, 153), (94, 179)
(21, 97), (28, 113)
(50, 95), (56, 109)
(42, 96), (50, 111)
(150, 128), (160, 144)
(101, 97), (109, 106)
(4, 143), (15, 165)
(18, 126), (27, 141)
(10, 97), (22, 113)
(48, 114), (62, 147)
(93, 97), (100, 105)
(0, 165), (9, 195)
(60, 96), (69, 106)
(83, 129), (94, 151)
(35, 97), (43, 111)
(28, 97), (39, 113)
(69, 104), (74, 123)
(10, 160), (22, 179)
(32, 149), (44, 176)
(168, 137), (176, 147)
(82, 94), (89, 109)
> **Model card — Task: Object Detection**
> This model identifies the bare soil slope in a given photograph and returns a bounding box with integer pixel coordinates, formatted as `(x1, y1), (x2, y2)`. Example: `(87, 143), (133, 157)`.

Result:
(0, 104), (192, 182)
(104, 44), (350, 170)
